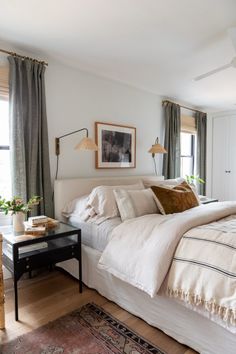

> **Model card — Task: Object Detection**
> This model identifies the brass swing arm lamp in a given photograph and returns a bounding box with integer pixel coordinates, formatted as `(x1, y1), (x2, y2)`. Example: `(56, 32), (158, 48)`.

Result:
(55, 128), (98, 155)
(148, 137), (167, 175)
(55, 127), (98, 179)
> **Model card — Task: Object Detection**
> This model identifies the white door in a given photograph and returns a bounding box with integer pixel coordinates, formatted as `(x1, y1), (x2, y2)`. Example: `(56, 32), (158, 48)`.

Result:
(212, 116), (230, 201)
(228, 116), (236, 200)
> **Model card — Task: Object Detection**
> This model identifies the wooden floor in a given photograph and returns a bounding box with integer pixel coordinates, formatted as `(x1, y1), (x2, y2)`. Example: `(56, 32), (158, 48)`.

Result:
(1, 270), (197, 354)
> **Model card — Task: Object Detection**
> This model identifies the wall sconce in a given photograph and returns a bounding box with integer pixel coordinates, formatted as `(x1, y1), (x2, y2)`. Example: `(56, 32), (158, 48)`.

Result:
(148, 137), (167, 175)
(55, 128), (98, 179)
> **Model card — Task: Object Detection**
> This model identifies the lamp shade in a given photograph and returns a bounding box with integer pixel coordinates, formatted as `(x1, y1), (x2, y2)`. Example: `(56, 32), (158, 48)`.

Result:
(148, 143), (167, 154)
(74, 137), (98, 151)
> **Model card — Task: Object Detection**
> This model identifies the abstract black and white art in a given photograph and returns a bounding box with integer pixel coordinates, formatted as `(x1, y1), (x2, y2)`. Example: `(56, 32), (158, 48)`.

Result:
(95, 122), (136, 168)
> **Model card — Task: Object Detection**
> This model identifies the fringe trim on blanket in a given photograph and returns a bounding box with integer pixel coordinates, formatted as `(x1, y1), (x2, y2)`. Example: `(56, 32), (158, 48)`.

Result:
(167, 288), (236, 326)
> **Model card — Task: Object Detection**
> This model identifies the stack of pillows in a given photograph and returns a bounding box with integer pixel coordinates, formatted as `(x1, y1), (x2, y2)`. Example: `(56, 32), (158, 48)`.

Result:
(62, 178), (200, 224)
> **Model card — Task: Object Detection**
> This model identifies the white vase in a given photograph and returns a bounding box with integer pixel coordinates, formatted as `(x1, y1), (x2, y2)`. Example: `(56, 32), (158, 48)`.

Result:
(13, 212), (25, 232)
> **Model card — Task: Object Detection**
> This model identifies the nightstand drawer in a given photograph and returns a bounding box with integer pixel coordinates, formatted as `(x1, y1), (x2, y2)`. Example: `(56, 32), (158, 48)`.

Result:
(17, 246), (79, 272)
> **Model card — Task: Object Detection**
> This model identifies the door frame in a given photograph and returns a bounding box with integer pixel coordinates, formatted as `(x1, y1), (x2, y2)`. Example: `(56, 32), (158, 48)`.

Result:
(207, 110), (236, 198)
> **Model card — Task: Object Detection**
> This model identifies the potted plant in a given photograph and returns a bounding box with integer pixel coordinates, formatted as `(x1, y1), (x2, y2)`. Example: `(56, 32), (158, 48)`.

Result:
(185, 175), (205, 186)
(0, 196), (42, 232)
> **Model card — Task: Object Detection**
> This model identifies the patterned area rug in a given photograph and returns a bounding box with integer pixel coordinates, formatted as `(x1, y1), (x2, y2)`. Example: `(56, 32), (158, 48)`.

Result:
(1, 303), (166, 354)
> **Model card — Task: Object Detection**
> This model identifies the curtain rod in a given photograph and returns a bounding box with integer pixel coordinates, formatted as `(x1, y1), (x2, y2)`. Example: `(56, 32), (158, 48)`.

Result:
(162, 100), (205, 114)
(0, 48), (48, 66)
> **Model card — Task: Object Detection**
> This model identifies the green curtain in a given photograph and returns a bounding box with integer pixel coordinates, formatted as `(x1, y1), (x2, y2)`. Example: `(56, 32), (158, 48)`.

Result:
(196, 112), (207, 195)
(162, 102), (181, 179)
(8, 56), (53, 217)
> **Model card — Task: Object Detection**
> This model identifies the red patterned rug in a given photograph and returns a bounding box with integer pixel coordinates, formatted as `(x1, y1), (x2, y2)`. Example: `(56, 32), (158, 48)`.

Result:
(1, 303), (166, 354)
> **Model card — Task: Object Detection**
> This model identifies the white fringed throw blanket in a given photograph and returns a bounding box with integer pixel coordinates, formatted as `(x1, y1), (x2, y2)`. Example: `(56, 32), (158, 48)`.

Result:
(166, 214), (236, 326)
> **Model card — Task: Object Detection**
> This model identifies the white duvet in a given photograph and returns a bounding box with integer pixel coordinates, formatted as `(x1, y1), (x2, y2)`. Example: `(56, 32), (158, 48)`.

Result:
(98, 201), (236, 298)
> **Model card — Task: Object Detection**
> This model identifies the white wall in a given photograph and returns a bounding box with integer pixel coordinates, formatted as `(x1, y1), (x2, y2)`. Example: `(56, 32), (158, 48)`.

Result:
(45, 60), (164, 180)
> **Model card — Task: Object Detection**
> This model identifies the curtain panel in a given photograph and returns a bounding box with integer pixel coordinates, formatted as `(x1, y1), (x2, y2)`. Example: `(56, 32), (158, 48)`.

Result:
(162, 102), (181, 179)
(196, 111), (207, 195)
(8, 56), (53, 216)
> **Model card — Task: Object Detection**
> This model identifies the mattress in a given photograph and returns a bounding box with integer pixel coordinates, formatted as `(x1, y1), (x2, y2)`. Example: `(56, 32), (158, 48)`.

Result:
(68, 216), (121, 252)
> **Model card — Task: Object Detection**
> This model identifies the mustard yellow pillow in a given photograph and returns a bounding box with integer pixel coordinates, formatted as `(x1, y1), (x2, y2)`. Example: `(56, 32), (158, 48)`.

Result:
(151, 181), (200, 215)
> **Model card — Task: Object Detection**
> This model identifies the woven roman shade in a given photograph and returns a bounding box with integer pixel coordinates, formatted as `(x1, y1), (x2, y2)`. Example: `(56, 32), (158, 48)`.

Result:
(0, 66), (9, 100)
(181, 114), (196, 134)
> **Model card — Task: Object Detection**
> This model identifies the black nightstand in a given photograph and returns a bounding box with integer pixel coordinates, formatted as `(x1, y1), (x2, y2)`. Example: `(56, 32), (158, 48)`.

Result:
(2, 222), (82, 321)
(199, 196), (218, 204)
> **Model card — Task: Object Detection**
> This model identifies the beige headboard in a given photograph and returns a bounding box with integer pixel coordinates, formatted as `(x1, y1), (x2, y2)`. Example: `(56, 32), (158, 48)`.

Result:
(54, 175), (164, 220)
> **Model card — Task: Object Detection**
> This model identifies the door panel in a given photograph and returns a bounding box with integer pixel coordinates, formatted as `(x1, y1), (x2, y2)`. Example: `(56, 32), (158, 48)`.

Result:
(228, 117), (236, 200)
(212, 116), (229, 201)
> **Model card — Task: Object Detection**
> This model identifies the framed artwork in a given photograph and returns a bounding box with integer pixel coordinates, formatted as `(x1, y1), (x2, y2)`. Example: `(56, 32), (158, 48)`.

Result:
(95, 122), (136, 169)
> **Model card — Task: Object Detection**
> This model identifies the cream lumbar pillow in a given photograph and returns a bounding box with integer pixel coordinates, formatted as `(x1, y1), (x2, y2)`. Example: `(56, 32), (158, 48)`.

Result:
(114, 188), (158, 222)
(151, 181), (200, 215)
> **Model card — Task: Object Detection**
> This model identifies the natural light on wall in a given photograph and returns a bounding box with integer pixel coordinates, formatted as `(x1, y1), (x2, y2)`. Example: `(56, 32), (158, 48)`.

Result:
(0, 99), (11, 198)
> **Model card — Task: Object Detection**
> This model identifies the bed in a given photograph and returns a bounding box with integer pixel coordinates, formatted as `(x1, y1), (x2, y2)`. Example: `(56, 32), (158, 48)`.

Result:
(54, 176), (236, 354)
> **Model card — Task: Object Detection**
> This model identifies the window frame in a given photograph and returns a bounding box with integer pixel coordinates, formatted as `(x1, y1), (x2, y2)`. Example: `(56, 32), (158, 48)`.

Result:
(180, 132), (196, 177)
(0, 145), (10, 151)
(0, 97), (10, 151)
(0, 97), (11, 198)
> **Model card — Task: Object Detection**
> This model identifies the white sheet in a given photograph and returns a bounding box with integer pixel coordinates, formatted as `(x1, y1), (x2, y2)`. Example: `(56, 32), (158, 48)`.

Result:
(57, 245), (236, 354)
(69, 216), (121, 252)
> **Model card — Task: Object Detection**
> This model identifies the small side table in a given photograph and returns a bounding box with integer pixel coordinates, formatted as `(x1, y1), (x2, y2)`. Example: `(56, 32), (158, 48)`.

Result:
(2, 222), (82, 321)
(199, 196), (218, 204)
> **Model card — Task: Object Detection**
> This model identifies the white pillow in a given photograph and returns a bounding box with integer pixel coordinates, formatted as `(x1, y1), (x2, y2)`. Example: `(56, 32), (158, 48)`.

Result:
(114, 188), (158, 222)
(86, 181), (144, 223)
(143, 177), (185, 188)
(62, 194), (89, 218)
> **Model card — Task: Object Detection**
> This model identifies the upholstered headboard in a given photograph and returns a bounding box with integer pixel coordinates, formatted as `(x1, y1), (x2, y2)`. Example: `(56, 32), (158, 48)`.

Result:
(54, 175), (164, 220)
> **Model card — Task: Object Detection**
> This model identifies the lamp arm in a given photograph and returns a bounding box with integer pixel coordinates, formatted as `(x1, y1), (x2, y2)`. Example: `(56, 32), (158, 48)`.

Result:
(55, 128), (88, 155)
(58, 128), (88, 140)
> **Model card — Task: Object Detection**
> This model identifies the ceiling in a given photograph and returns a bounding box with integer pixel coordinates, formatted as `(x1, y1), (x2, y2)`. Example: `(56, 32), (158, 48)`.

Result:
(0, 0), (236, 111)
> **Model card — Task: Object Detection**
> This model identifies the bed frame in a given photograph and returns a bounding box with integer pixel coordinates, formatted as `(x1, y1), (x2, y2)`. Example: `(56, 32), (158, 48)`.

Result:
(54, 176), (236, 354)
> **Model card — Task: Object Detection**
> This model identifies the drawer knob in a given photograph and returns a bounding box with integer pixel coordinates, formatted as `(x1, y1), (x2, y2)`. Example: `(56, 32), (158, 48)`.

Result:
(26, 265), (30, 269)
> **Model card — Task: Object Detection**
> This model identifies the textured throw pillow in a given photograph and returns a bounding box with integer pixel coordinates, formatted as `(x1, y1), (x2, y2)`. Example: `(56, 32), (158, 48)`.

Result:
(114, 188), (158, 222)
(86, 181), (144, 223)
(151, 181), (200, 215)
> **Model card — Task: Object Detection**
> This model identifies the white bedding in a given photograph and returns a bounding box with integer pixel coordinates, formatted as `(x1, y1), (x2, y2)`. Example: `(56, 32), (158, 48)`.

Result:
(99, 202), (236, 297)
(69, 216), (121, 252)
(54, 176), (236, 354)
(166, 214), (236, 327)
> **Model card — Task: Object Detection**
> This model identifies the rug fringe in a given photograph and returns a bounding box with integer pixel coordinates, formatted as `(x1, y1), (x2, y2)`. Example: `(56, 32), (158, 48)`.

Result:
(167, 287), (236, 326)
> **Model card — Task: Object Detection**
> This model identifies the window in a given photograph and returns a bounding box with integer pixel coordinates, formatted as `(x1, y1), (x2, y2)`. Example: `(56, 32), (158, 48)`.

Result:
(180, 114), (197, 178)
(0, 99), (11, 199)
(180, 132), (196, 178)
